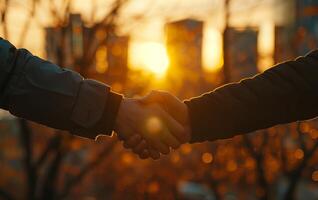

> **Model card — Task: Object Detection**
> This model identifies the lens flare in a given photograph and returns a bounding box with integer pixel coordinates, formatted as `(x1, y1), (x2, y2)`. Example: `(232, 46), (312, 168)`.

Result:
(146, 116), (163, 135)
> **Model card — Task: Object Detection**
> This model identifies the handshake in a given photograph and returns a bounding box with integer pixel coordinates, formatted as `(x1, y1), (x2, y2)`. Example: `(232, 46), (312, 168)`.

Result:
(114, 90), (192, 160)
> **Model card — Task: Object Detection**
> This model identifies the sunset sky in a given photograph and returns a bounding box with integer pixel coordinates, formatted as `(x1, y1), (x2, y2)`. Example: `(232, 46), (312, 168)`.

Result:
(1, 0), (294, 73)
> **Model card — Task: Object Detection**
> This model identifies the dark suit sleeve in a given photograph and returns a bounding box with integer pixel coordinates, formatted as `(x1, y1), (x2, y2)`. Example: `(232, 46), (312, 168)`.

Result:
(0, 38), (122, 139)
(185, 50), (318, 143)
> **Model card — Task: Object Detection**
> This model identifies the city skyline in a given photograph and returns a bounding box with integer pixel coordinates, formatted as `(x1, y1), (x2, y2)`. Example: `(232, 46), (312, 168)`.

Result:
(1, 0), (293, 74)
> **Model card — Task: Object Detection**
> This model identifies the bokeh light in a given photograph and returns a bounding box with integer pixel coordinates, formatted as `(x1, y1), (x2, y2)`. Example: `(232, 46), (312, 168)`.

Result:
(201, 152), (213, 164)
(294, 149), (304, 160)
(312, 171), (318, 182)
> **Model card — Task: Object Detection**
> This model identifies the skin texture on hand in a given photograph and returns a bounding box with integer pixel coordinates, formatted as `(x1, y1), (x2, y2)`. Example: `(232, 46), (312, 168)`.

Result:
(120, 91), (192, 160)
(114, 96), (189, 159)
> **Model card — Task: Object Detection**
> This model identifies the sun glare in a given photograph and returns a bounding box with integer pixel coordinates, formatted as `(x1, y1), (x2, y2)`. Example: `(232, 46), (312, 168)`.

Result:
(203, 26), (224, 72)
(258, 21), (275, 72)
(129, 42), (169, 77)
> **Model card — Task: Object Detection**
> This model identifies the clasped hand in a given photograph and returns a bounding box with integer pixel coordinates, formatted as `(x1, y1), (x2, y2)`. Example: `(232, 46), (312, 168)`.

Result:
(114, 90), (191, 160)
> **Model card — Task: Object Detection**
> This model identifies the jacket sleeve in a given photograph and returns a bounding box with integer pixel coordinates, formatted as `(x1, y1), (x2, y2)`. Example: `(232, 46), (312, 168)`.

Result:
(0, 38), (122, 139)
(185, 50), (318, 143)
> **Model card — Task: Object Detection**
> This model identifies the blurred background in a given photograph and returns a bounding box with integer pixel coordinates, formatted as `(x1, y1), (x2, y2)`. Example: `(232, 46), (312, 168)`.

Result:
(0, 0), (318, 199)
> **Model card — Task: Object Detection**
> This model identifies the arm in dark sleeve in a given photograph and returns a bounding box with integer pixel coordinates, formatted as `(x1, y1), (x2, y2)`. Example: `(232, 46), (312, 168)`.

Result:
(0, 38), (122, 139)
(185, 50), (318, 143)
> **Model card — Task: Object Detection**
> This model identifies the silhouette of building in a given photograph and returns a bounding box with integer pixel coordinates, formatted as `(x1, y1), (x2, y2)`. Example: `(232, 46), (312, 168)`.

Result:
(104, 31), (129, 91)
(223, 27), (259, 82)
(165, 19), (204, 98)
(69, 14), (84, 60)
(274, 26), (295, 63)
(45, 14), (129, 89)
(295, 0), (318, 55)
(45, 14), (84, 69)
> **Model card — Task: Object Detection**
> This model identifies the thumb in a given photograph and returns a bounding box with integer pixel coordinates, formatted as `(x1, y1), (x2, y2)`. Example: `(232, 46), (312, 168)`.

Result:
(140, 90), (188, 125)
(139, 90), (165, 104)
(140, 90), (192, 143)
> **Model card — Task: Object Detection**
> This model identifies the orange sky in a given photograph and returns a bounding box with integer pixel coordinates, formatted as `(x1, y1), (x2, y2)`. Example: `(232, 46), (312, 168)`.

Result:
(1, 0), (294, 72)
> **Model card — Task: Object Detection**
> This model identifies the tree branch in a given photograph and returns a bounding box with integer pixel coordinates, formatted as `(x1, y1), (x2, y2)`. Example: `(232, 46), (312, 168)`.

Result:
(18, 119), (37, 200)
(17, 0), (38, 47)
(296, 122), (306, 151)
(34, 135), (62, 168)
(57, 140), (116, 199)
(40, 146), (64, 200)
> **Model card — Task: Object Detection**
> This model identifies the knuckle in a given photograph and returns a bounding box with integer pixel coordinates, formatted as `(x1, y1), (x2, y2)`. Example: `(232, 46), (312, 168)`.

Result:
(161, 147), (170, 155)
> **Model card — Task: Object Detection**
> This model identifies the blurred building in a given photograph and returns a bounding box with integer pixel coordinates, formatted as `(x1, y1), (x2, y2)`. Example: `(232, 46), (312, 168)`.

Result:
(165, 19), (204, 98)
(295, 0), (318, 55)
(104, 31), (129, 91)
(45, 14), (84, 69)
(45, 14), (129, 90)
(274, 26), (295, 63)
(223, 28), (259, 82)
(69, 14), (84, 60)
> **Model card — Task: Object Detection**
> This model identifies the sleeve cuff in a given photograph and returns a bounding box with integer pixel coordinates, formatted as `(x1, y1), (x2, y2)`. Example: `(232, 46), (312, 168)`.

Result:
(93, 91), (123, 138)
(70, 80), (122, 140)
(184, 99), (210, 143)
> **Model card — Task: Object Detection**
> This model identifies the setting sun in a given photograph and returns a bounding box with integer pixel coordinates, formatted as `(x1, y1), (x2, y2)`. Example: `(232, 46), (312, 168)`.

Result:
(129, 42), (169, 77)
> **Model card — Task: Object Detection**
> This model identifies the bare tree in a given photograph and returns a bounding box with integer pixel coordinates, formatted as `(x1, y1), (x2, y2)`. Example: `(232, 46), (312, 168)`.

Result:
(242, 122), (318, 200)
(0, 0), (130, 199)
(243, 132), (270, 200)
(282, 122), (318, 200)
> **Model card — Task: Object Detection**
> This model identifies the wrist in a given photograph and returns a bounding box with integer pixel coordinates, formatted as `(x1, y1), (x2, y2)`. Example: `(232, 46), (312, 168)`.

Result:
(114, 97), (129, 133)
(100, 91), (123, 136)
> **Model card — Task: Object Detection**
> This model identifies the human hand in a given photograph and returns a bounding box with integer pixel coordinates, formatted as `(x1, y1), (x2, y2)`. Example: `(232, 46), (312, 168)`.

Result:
(122, 91), (192, 159)
(114, 97), (188, 159)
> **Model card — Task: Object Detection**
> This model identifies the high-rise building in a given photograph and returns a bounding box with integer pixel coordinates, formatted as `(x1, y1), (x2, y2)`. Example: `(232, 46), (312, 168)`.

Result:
(45, 14), (129, 89)
(68, 14), (84, 60)
(104, 31), (129, 90)
(165, 19), (204, 98)
(45, 14), (84, 69)
(223, 28), (259, 82)
(274, 26), (295, 63)
(295, 0), (318, 55)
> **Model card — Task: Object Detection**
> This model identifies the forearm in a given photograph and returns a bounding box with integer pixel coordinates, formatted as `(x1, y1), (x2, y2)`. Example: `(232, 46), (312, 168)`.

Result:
(185, 50), (318, 143)
(0, 38), (122, 139)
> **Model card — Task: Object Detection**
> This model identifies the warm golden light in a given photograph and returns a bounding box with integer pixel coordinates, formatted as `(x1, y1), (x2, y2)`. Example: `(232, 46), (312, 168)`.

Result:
(170, 152), (180, 163)
(294, 149), (304, 160)
(121, 153), (134, 165)
(95, 45), (108, 73)
(227, 160), (238, 172)
(180, 144), (192, 155)
(146, 116), (163, 135)
(258, 21), (275, 72)
(312, 171), (318, 182)
(203, 26), (224, 72)
(129, 42), (169, 77)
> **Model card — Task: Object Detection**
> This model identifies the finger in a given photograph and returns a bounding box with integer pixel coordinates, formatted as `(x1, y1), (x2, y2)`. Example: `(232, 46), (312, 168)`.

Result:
(161, 131), (181, 149)
(146, 137), (170, 155)
(140, 90), (188, 125)
(157, 107), (187, 143)
(123, 134), (142, 149)
(139, 149), (150, 159)
(159, 91), (188, 124)
(133, 140), (148, 154)
(148, 148), (161, 160)
(139, 90), (163, 104)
